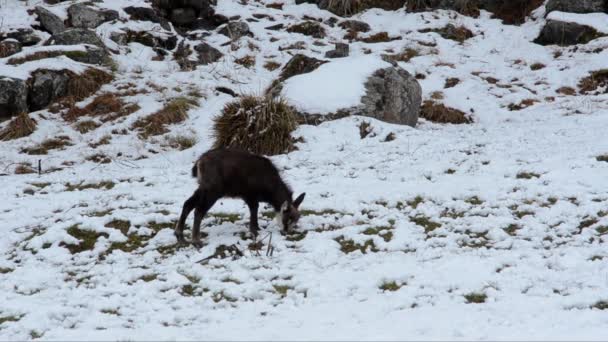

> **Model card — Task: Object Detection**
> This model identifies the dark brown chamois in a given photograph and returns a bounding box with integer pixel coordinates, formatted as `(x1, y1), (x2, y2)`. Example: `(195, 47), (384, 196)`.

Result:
(175, 148), (306, 247)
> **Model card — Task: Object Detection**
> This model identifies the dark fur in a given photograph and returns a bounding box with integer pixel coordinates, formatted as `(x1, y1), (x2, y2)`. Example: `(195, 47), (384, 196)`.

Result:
(175, 148), (305, 247)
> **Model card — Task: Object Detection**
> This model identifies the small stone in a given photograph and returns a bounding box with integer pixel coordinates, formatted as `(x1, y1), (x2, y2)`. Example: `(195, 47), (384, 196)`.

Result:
(325, 43), (349, 58)
(193, 42), (223, 64)
(218, 21), (252, 40)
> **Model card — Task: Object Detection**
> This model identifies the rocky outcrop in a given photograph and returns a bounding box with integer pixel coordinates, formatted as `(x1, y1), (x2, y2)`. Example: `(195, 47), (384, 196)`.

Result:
(123, 6), (171, 30)
(358, 66), (421, 126)
(1, 28), (41, 46)
(193, 42), (223, 64)
(68, 4), (119, 29)
(325, 43), (349, 58)
(534, 20), (604, 46)
(218, 21), (252, 39)
(299, 0), (406, 17)
(152, 0), (226, 30)
(46, 28), (106, 48)
(35, 6), (66, 34)
(122, 30), (178, 50)
(28, 69), (70, 111)
(0, 40), (22, 58)
(545, 0), (607, 14)
(0, 77), (28, 119)
(287, 21), (326, 38)
(338, 20), (371, 33)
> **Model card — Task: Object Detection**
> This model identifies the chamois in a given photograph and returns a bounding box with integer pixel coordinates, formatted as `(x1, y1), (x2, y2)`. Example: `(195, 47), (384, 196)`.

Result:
(175, 148), (306, 247)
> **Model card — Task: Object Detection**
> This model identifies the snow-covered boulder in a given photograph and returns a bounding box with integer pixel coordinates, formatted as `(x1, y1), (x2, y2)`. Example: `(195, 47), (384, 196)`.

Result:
(35, 6), (66, 35)
(67, 3), (118, 29)
(46, 28), (106, 49)
(545, 0), (607, 14)
(1, 28), (41, 47)
(0, 77), (28, 119)
(218, 21), (253, 40)
(534, 12), (607, 46)
(28, 69), (70, 111)
(281, 55), (421, 127)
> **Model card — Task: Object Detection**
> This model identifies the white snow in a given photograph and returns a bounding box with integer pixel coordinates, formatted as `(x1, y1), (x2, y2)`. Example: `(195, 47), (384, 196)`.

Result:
(1, 0), (608, 340)
(282, 55), (391, 114)
(547, 11), (608, 33)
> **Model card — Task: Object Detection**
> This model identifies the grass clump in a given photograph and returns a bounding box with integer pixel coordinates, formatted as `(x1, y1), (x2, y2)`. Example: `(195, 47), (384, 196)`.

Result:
(379, 281), (404, 292)
(504, 223), (521, 236)
(74, 120), (100, 133)
(360, 32), (391, 43)
(419, 24), (473, 43)
(64, 93), (140, 122)
(165, 134), (198, 151)
(61, 224), (109, 254)
(0, 314), (23, 325)
(21, 135), (72, 155)
(335, 236), (378, 254)
(410, 215), (441, 234)
(508, 98), (538, 111)
(263, 60), (281, 71)
(530, 63), (545, 70)
(273, 284), (293, 297)
(0, 113), (37, 141)
(286, 21), (326, 38)
(235, 55), (256, 68)
(64, 180), (115, 191)
(383, 48), (419, 63)
(132, 97), (197, 138)
(67, 68), (113, 102)
(464, 292), (487, 304)
(86, 153), (111, 164)
(420, 100), (472, 124)
(362, 226), (393, 242)
(591, 301), (608, 310)
(579, 69), (608, 95)
(596, 155), (608, 162)
(516, 171), (540, 179)
(212, 95), (297, 156)
(105, 219), (131, 234)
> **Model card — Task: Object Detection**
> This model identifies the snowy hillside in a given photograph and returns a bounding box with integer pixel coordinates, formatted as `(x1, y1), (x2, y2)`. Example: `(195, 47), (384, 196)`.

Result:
(1, 0), (608, 340)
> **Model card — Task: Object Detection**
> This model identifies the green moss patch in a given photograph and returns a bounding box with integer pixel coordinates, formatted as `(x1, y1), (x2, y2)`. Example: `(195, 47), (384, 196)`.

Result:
(410, 215), (441, 234)
(64, 181), (115, 191)
(104, 219), (131, 234)
(464, 292), (487, 304)
(379, 281), (404, 292)
(335, 236), (378, 254)
(516, 172), (540, 179)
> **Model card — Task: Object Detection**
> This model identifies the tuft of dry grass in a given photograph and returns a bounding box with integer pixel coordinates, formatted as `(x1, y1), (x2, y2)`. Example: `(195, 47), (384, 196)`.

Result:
(21, 136), (72, 155)
(235, 55), (256, 68)
(382, 47), (419, 63)
(578, 69), (608, 95)
(530, 63), (545, 70)
(508, 99), (538, 111)
(165, 134), (198, 151)
(0, 113), (37, 141)
(556, 86), (576, 96)
(212, 95), (297, 155)
(420, 100), (472, 124)
(74, 120), (100, 133)
(132, 97), (197, 139)
(67, 68), (113, 102)
(264, 60), (281, 71)
(360, 32), (391, 43)
(14, 163), (36, 174)
(420, 24), (473, 43)
(64, 93), (140, 123)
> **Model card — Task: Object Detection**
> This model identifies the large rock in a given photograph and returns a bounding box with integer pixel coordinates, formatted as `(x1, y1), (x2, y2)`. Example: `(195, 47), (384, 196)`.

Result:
(35, 6), (66, 34)
(406, 0), (544, 24)
(359, 66), (421, 126)
(305, 0), (406, 16)
(46, 28), (106, 48)
(279, 54), (327, 81)
(338, 20), (371, 32)
(545, 0), (606, 14)
(0, 40), (22, 58)
(287, 21), (326, 38)
(193, 42), (223, 64)
(124, 30), (178, 49)
(27, 69), (70, 111)
(124, 6), (171, 30)
(0, 77), (28, 119)
(2, 28), (41, 46)
(218, 21), (252, 39)
(68, 4), (119, 29)
(534, 20), (603, 46)
(170, 7), (198, 26)
(153, 0), (217, 11)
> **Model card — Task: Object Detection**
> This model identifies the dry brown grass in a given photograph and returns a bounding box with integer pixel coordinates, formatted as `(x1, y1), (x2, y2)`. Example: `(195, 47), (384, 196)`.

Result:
(264, 60), (281, 71)
(14, 163), (36, 174)
(165, 134), (198, 151)
(383, 47), (419, 63)
(7, 50), (97, 65)
(74, 120), (100, 134)
(507, 98), (538, 111)
(419, 25), (473, 43)
(556, 86), (576, 96)
(530, 63), (545, 71)
(578, 69), (608, 95)
(235, 55), (256, 68)
(0, 113), (37, 141)
(67, 68), (113, 102)
(407, 0), (480, 17)
(212, 95), (297, 155)
(64, 93), (140, 123)
(360, 32), (391, 43)
(420, 100), (472, 124)
(21, 136), (72, 155)
(132, 97), (197, 139)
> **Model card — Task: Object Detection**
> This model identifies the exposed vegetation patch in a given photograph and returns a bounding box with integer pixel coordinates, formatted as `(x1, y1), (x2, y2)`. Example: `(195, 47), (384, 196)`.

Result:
(74, 120), (100, 133)
(516, 171), (540, 179)
(0, 267), (14, 274)
(420, 100), (472, 124)
(0, 314), (23, 325)
(596, 154), (608, 163)
(335, 236), (378, 254)
(578, 69), (608, 95)
(132, 97), (197, 139)
(464, 292), (487, 304)
(410, 215), (442, 234)
(21, 135), (72, 155)
(164, 134), (198, 151)
(64, 93), (140, 122)
(360, 32), (391, 43)
(556, 86), (576, 96)
(362, 226), (393, 242)
(86, 153), (111, 164)
(591, 301), (608, 310)
(67, 68), (114, 102)
(212, 95), (297, 155)
(379, 281), (404, 292)
(419, 24), (473, 43)
(530, 63), (545, 71)
(263, 60), (281, 71)
(508, 99), (538, 111)
(273, 284), (294, 297)
(61, 225), (109, 254)
(504, 224), (521, 236)
(383, 48), (419, 63)
(358, 121), (375, 139)
(286, 21), (326, 38)
(0, 113), (37, 141)
(235, 55), (256, 68)
(105, 219), (131, 234)
(64, 181), (115, 191)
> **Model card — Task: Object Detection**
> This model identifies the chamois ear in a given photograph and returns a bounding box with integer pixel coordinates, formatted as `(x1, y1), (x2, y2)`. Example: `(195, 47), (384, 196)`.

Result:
(293, 193), (306, 208)
(281, 201), (289, 213)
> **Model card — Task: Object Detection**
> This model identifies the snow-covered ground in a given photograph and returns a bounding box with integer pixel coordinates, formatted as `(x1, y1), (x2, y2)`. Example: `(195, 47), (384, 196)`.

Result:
(1, 0), (608, 340)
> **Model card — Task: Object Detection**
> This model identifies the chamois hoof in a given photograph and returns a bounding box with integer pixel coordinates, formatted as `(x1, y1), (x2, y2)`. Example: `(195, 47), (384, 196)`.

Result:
(191, 239), (204, 249)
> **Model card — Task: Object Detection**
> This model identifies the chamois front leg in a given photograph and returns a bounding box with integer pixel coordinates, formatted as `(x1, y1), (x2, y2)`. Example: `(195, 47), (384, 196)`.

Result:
(175, 189), (199, 245)
(191, 191), (217, 248)
(246, 200), (260, 238)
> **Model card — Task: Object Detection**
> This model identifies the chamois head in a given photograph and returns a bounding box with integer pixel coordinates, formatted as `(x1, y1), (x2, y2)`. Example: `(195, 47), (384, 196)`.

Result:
(278, 193), (306, 231)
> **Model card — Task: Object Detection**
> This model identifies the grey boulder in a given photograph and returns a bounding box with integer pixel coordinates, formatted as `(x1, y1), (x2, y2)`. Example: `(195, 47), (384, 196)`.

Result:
(35, 6), (67, 34)
(27, 69), (70, 111)
(534, 20), (604, 46)
(0, 77), (28, 119)
(46, 28), (106, 48)
(68, 3), (119, 29)
(545, 0), (607, 14)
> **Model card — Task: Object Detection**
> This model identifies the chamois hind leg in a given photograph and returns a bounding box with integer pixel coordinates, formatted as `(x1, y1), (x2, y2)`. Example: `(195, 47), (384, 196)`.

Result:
(175, 189), (200, 244)
(245, 199), (260, 238)
(191, 191), (218, 248)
